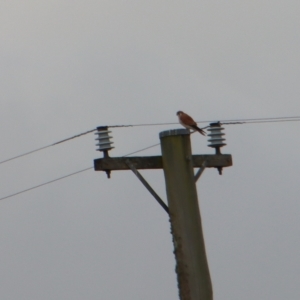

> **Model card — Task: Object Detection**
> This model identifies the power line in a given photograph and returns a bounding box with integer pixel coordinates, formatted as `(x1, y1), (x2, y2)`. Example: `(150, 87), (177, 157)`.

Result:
(0, 145), (56, 165)
(109, 115), (300, 128)
(0, 128), (96, 166)
(122, 143), (160, 157)
(0, 142), (160, 201)
(2, 114), (300, 201)
(1, 115), (300, 167)
(0, 127), (159, 167)
(228, 118), (300, 125)
(0, 167), (93, 201)
(52, 128), (96, 145)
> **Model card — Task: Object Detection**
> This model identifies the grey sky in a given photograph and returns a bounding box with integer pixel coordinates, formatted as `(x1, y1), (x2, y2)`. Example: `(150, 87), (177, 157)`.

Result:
(1, 1), (300, 299)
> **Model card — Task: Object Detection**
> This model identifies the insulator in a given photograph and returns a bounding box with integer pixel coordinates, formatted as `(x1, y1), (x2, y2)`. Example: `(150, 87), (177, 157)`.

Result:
(95, 126), (114, 152)
(207, 122), (226, 151)
(207, 122), (226, 175)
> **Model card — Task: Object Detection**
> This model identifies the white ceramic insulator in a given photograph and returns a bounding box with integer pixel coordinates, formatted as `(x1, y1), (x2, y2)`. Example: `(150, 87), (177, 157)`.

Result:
(207, 125), (226, 148)
(95, 129), (114, 151)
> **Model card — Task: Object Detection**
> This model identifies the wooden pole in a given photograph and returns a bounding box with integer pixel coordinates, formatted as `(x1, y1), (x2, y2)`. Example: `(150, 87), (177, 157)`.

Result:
(160, 129), (213, 300)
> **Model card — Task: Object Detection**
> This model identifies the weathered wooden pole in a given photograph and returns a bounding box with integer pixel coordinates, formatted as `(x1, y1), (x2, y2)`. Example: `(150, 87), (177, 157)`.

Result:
(160, 129), (213, 300)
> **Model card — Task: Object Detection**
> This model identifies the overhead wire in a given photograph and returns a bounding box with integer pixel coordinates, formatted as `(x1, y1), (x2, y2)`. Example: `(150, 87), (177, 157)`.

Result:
(0, 167), (93, 201)
(1, 115), (299, 166)
(109, 115), (300, 128)
(0, 142), (160, 201)
(227, 118), (300, 124)
(122, 143), (160, 157)
(1, 113), (300, 201)
(0, 128), (96, 166)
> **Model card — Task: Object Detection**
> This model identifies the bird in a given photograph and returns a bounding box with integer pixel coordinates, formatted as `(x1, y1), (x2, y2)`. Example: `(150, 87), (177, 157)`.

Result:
(176, 111), (206, 136)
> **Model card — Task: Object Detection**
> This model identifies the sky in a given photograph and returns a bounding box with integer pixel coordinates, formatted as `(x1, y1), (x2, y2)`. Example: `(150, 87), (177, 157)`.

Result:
(1, 1), (300, 299)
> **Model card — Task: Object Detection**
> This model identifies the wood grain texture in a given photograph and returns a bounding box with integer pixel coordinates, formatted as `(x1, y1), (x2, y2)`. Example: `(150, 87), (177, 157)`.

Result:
(94, 154), (232, 171)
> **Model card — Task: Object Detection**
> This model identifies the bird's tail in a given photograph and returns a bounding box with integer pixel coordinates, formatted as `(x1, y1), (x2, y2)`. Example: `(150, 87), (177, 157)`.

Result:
(196, 126), (206, 136)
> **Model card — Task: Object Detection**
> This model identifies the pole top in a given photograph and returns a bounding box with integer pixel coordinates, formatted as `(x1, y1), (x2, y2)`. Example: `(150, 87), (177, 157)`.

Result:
(159, 128), (190, 139)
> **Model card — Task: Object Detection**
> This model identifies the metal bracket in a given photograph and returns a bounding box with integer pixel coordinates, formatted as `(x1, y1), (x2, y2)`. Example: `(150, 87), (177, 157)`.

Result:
(194, 161), (207, 182)
(125, 160), (169, 214)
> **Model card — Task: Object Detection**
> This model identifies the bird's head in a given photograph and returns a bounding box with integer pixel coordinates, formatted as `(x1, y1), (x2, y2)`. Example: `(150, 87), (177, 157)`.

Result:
(176, 111), (183, 116)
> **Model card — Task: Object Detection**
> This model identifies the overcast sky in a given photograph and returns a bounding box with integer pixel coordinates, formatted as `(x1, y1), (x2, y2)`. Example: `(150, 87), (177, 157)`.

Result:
(1, 1), (300, 299)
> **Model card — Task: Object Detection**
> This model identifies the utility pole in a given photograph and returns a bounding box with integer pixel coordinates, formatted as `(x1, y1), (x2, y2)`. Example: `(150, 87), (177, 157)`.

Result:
(160, 129), (212, 300)
(94, 126), (232, 300)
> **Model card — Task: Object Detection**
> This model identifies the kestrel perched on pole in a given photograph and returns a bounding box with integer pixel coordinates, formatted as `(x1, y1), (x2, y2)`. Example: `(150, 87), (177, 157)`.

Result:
(176, 111), (206, 136)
